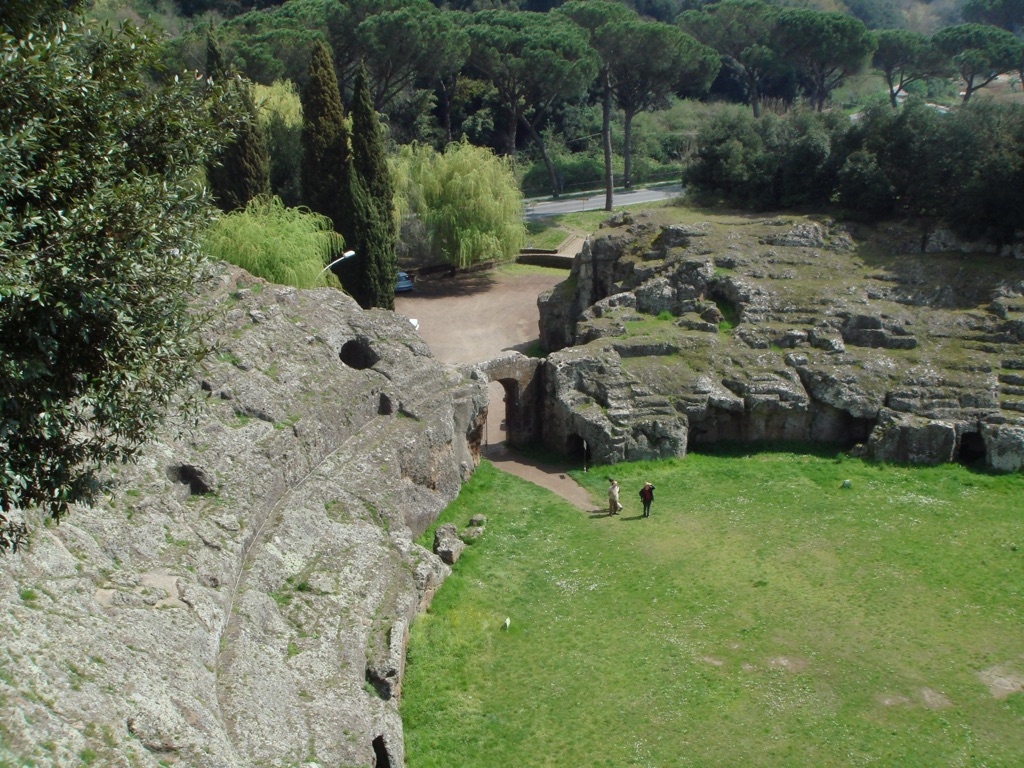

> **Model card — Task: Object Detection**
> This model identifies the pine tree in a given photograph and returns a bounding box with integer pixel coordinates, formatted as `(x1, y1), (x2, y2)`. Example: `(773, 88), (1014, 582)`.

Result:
(348, 64), (397, 310)
(300, 41), (350, 237)
(205, 33), (270, 212)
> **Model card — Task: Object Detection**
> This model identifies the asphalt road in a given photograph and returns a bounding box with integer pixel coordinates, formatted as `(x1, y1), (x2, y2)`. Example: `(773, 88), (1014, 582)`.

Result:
(524, 182), (682, 220)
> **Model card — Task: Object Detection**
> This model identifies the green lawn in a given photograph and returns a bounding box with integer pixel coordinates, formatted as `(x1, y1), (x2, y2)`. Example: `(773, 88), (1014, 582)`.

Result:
(403, 452), (1024, 767)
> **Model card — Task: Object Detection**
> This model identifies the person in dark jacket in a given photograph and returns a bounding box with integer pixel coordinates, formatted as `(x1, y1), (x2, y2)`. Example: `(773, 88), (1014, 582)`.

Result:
(639, 482), (655, 517)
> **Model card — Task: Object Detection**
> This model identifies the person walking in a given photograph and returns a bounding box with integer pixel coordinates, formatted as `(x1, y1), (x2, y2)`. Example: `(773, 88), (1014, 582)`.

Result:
(607, 478), (622, 515)
(639, 482), (655, 517)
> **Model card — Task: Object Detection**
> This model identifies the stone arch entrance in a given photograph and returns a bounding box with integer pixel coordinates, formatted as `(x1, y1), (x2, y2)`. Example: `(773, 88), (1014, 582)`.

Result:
(565, 434), (590, 467)
(958, 430), (986, 466)
(475, 353), (544, 450)
(485, 379), (516, 451)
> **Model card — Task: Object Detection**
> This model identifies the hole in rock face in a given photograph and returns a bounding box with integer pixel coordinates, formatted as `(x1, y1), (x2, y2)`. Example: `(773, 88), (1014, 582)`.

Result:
(840, 415), (876, 448)
(340, 338), (379, 370)
(166, 464), (215, 495)
(365, 666), (394, 700)
(565, 434), (589, 464)
(378, 393), (394, 415)
(958, 431), (986, 466)
(371, 735), (392, 768)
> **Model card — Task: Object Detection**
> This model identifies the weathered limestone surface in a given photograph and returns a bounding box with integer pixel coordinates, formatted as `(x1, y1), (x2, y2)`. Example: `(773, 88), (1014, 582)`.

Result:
(0, 265), (487, 767)
(539, 212), (1024, 470)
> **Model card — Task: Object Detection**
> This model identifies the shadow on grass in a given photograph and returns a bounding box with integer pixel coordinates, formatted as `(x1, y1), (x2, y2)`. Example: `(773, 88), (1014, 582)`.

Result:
(587, 511), (646, 521)
(687, 439), (850, 459)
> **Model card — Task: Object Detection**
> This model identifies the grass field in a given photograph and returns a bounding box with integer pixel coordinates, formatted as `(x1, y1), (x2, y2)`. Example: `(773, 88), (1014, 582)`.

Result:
(402, 451), (1024, 767)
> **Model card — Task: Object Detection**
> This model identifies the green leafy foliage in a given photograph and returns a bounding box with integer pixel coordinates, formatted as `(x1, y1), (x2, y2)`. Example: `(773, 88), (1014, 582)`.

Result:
(394, 140), (526, 269)
(300, 40), (350, 234)
(685, 97), (1024, 244)
(685, 105), (873, 210)
(463, 7), (599, 194)
(0, 19), (231, 543)
(202, 196), (344, 289)
(871, 28), (949, 108)
(679, 0), (788, 118)
(253, 79), (303, 206)
(357, 0), (468, 114)
(0, 0), (85, 38)
(961, 0), (1024, 32)
(774, 8), (876, 112)
(610, 19), (720, 188)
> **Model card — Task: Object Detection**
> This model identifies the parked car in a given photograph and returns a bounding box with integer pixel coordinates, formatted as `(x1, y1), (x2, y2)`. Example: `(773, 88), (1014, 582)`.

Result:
(395, 271), (414, 293)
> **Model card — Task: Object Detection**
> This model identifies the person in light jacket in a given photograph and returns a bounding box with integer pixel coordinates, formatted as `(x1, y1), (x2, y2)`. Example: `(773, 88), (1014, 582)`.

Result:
(607, 478), (622, 515)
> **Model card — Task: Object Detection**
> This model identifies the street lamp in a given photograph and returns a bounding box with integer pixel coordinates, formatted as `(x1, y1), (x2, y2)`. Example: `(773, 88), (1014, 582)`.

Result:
(318, 249), (356, 278)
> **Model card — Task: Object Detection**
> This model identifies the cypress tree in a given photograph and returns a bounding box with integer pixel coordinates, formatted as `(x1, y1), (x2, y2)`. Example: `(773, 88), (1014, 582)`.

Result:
(339, 172), (376, 309)
(205, 33), (270, 212)
(300, 41), (350, 237)
(348, 64), (397, 310)
(205, 30), (227, 79)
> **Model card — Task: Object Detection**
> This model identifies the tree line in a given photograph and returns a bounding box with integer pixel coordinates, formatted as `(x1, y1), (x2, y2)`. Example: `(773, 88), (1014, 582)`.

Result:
(686, 100), (1024, 244)
(154, 0), (1024, 204)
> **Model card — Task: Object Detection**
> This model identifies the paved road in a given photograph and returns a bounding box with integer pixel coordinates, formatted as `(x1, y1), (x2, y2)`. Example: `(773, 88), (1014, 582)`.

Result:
(525, 182), (682, 220)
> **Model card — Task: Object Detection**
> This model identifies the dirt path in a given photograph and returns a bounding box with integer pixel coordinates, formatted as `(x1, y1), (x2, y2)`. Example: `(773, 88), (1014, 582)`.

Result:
(394, 264), (597, 511)
(395, 267), (559, 364)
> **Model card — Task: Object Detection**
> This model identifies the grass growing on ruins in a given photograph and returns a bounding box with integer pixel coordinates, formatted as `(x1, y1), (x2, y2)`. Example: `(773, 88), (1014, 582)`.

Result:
(403, 453), (1024, 767)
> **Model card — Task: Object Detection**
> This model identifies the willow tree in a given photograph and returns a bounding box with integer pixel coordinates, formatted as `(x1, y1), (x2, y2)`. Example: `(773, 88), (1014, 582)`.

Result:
(254, 79), (303, 206)
(394, 140), (525, 270)
(203, 196), (344, 289)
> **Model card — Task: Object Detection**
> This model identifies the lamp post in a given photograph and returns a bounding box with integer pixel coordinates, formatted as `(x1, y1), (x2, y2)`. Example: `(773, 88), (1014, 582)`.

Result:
(318, 250), (356, 279)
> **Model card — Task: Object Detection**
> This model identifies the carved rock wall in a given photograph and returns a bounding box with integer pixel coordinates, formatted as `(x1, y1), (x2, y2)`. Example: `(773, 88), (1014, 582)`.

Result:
(538, 213), (1024, 471)
(0, 265), (488, 767)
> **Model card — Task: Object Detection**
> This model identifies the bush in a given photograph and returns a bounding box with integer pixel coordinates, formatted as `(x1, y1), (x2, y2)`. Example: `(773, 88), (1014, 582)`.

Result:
(834, 149), (895, 218)
(203, 196), (344, 288)
(1, 19), (232, 537)
(520, 150), (608, 198)
(684, 106), (776, 207)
